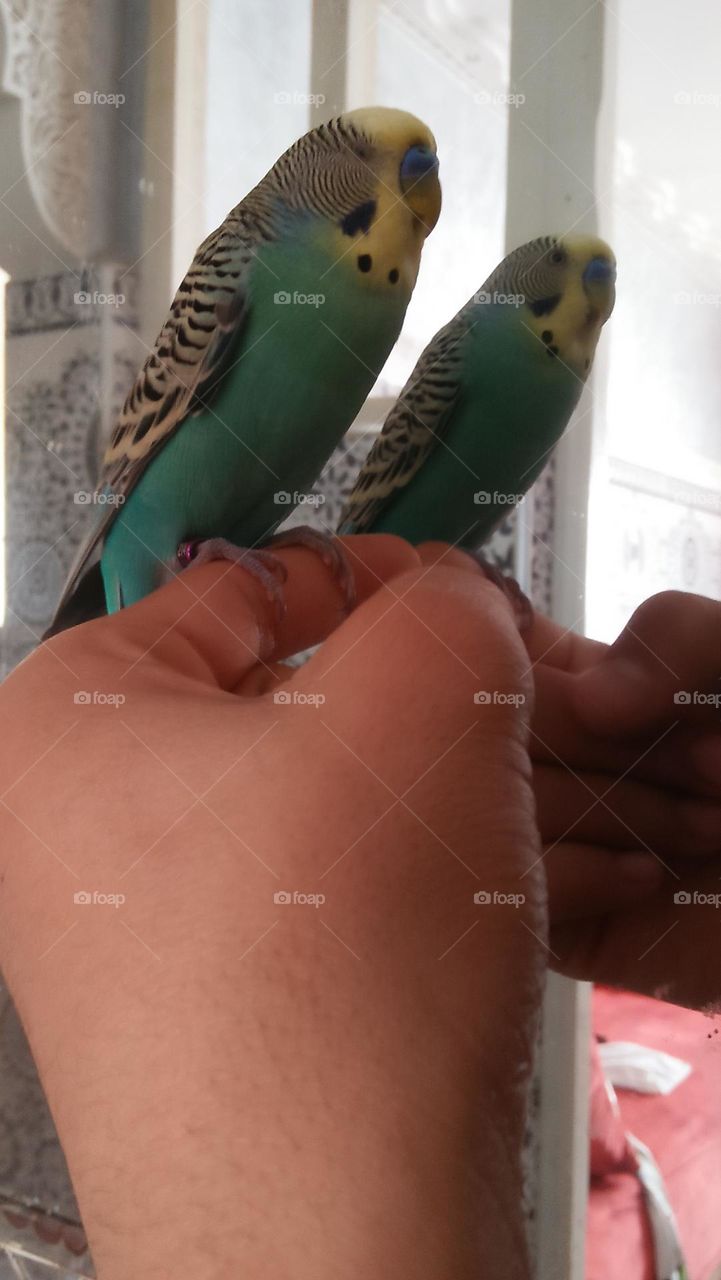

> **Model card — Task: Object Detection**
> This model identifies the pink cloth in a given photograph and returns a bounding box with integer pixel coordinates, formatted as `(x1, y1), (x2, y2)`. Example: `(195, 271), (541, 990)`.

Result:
(588, 986), (721, 1279)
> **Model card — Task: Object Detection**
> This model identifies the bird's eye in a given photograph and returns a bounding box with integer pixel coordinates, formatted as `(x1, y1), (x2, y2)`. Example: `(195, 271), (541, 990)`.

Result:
(550, 249), (565, 265)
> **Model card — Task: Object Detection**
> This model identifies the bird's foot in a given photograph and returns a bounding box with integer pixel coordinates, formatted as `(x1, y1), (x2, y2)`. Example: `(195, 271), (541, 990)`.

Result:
(470, 553), (534, 632)
(177, 537), (288, 622)
(266, 525), (356, 614)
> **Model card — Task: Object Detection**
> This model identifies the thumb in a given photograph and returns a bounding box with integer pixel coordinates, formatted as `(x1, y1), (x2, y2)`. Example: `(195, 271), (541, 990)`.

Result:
(572, 591), (721, 735)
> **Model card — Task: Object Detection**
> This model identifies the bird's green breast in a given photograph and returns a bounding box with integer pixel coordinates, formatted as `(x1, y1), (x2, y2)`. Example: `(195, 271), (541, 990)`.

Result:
(370, 305), (583, 549)
(214, 230), (411, 535)
(104, 225), (411, 583)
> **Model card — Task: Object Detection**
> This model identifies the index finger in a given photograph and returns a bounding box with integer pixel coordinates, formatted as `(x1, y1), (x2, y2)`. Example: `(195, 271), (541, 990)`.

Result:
(42, 535), (422, 695)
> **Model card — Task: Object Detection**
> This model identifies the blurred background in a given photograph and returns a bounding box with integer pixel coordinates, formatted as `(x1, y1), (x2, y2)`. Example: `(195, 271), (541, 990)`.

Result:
(0, 1), (720, 1276)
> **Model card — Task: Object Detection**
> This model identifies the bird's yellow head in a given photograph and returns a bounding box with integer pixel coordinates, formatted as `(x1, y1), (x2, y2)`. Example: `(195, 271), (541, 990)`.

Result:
(487, 234), (616, 380)
(344, 107), (441, 233)
(311, 106), (441, 298)
(255, 107), (439, 300)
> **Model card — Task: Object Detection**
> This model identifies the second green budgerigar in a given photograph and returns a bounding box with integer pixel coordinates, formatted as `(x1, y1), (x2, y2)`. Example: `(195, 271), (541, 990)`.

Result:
(338, 234), (615, 550)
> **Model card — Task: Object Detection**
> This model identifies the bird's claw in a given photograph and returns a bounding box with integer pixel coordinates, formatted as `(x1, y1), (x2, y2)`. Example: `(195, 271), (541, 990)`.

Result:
(177, 538), (288, 623)
(469, 552), (534, 632)
(267, 524), (356, 614)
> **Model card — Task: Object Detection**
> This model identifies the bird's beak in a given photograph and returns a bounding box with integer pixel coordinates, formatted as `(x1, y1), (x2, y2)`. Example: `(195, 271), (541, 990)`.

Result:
(399, 145), (442, 236)
(582, 255), (616, 321)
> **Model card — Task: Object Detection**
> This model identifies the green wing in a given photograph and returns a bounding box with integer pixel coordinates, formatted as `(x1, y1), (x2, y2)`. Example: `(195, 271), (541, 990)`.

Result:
(338, 309), (471, 535)
(48, 218), (259, 629)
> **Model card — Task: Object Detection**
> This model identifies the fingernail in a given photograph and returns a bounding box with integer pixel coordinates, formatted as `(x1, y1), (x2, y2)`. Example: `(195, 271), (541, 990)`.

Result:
(256, 618), (278, 663)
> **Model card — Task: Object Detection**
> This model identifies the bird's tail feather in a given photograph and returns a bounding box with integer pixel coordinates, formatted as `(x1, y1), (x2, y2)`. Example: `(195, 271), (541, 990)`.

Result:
(42, 561), (107, 640)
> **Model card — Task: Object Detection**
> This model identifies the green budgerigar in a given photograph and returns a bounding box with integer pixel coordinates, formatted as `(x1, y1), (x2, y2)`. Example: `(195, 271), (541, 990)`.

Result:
(46, 107), (441, 636)
(338, 235), (615, 565)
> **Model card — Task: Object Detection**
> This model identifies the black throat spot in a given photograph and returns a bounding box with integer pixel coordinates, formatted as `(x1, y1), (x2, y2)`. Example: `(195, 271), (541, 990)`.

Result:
(528, 294), (562, 318)
(340, 199), (377, 237)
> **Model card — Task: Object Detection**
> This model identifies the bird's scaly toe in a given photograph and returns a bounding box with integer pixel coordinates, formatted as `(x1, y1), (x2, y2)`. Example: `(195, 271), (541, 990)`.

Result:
(177, 538), (288, 623)
(470, 552), (534, 632)
(267, 524), (356, 614)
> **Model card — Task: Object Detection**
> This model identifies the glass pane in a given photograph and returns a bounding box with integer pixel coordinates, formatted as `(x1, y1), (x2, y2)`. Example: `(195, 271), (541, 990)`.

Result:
(204, 0), (313, 235)
(587, 0), (721, 639)
(373, 0), (512, 391)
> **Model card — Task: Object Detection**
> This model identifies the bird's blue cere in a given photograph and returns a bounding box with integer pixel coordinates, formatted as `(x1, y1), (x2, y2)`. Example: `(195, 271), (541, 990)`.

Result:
(583, 256), (616, 286)
(400, 144), (439, 188)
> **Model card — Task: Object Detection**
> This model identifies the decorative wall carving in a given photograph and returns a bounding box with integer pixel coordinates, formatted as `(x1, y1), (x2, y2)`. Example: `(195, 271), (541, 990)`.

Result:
(0, 0), (98, 258)
(0, 0), (146, 264)
(589, 457), (721, 640)
(7, 268), (137, 336)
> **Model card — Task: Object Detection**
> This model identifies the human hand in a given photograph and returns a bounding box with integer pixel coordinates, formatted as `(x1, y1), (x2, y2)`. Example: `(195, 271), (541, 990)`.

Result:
(525, 590), (721, 1006)
(0, 536), (544, 1280)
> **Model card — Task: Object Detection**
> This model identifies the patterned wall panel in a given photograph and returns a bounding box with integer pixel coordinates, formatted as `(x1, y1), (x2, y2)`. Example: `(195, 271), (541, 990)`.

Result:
(588, 457), (721, 640)
(0, 271), (139, 1278)
(2, 272), (138, 674)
